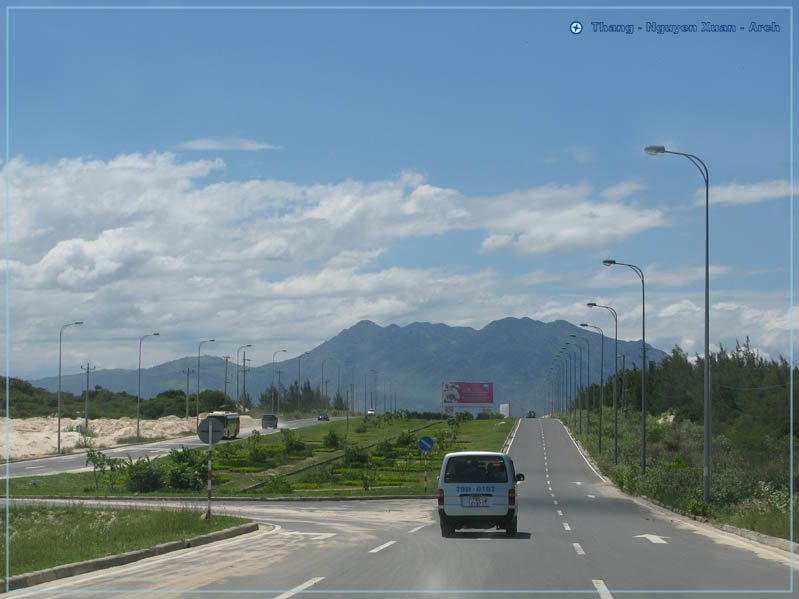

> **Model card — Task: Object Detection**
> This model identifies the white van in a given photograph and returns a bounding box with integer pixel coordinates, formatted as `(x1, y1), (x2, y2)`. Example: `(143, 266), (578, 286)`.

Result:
(437, 451), (524, 537)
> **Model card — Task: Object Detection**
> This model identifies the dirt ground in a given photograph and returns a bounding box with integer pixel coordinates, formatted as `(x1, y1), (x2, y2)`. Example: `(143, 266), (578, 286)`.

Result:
(0, 414), (261, 460)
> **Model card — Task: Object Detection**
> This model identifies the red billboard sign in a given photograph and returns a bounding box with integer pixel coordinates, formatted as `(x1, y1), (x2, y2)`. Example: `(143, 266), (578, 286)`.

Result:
(441, 382), (494, 405)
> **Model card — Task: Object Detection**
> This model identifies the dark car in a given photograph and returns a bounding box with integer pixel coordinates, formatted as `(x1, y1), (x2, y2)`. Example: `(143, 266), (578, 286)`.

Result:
(527, 410), (536, 418)
(261, 414), (278, 428)
(317, 412), (330, 421)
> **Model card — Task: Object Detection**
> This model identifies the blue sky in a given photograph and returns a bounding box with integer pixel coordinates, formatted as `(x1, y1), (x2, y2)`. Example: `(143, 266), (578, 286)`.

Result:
(1, 3), (795, 379)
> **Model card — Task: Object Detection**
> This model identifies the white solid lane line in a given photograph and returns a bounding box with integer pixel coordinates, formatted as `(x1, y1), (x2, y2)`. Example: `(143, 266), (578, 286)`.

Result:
(274, 577), (326, 599)
(573, 543), (585, 555)
(24, 466), (45, 470)
(592, 579), (614, 598)
(369, 541), (397, 553)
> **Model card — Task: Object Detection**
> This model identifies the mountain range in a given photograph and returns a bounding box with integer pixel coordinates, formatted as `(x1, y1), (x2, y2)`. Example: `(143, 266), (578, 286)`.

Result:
(32, 318), (667, 415)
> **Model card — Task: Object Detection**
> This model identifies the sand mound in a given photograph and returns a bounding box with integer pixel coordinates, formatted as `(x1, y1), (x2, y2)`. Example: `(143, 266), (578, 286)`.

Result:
(1, 414), (260, 460)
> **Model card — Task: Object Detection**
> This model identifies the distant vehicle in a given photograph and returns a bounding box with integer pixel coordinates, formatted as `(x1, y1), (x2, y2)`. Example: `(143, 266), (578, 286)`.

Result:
(261, 414), (278, 429)
(317, 412), (330, 421)
(437, 451), (524, 537)
(203, 411), (240, 440)
(527, 410), (536, 418)
(366, 408), (376, 416)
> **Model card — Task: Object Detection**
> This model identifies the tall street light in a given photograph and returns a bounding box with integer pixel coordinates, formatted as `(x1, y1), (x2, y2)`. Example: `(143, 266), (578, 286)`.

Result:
(571, 334), (590, 435)
(567, 340), (583, 434)
(137, 332), (160, 438)
(57, 321), (83, 454)
(297, 351), (310, 412)
(236, 344), (252, 403)
(645, 144), (712, 502)
(197, 339), (215, 428)
(582, 323), (604, 454)
(272, 349), (287, 412)
(588, 302), (619, 464)
(603, 259), (647, 474)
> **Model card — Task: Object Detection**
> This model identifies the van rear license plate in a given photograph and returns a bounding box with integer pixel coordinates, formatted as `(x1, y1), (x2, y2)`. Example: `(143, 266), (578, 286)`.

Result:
(461, 495), (489, 508)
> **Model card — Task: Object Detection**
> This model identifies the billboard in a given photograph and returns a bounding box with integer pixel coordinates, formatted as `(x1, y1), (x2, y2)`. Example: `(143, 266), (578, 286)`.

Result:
(441, 382), (494, 405)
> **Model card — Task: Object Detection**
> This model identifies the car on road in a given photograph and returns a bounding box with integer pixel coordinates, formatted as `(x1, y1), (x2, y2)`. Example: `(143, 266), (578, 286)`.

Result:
(366, 409), (376, 416)
(317, 412), (330, 421)
(527, 410), (536, 418)
(261, 414), (278, 429)
(437, 451), (524, 537)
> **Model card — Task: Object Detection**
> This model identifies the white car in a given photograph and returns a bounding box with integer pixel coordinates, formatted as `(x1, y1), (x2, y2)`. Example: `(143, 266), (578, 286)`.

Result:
(437, 451), (524, 537)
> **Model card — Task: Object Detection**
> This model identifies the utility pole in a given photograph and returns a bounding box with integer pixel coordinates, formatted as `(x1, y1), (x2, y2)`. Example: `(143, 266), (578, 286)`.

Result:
(81, 362), (96, 429)
(223, 356), (231, 400)
(242, 352), (250, 409)
(276, 369), (283, 413)
(182, 368), (194, 419)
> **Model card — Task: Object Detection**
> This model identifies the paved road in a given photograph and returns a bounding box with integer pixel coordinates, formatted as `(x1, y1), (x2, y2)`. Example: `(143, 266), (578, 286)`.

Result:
(4, 417), (327, 479)
(13, 418), (797, 597)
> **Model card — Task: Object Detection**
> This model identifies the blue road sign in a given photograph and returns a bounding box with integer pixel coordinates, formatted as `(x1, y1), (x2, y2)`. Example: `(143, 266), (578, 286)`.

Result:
(419, 436), (434, 452)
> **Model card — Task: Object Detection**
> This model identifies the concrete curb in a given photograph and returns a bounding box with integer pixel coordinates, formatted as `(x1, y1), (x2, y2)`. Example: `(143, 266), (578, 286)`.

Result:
(556, 419), (798, 556)
(3, 522), (259, 592)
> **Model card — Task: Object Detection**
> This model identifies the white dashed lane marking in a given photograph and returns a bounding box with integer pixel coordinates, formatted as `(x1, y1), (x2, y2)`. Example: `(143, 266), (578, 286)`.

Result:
(273, 577), (325, 599)
(592, 579), (614, 598)
(573, 543), (586, 556)
(562, 523), (571, 531)
(369, 541), (396, 554)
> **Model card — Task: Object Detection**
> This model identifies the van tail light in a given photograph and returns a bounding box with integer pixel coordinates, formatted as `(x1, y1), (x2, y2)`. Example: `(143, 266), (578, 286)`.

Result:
(437, 488), (444, 506)
(508, 488), (516, 507)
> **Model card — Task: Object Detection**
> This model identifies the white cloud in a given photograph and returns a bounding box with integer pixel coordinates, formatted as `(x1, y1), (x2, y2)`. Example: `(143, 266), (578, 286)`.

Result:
(600, 180), (645, 201)
(2, 152), (792, 379)
(179, 137), (282, 151)
(474, 183), (666, 255)
(699, 179), (797, 206)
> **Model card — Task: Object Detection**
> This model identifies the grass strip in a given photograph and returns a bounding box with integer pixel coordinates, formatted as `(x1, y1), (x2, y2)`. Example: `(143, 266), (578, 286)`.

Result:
(2, 505), (248, 576)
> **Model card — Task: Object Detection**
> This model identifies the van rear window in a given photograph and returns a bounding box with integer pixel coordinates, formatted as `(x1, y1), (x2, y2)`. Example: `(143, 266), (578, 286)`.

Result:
(444, 456), (508, 483)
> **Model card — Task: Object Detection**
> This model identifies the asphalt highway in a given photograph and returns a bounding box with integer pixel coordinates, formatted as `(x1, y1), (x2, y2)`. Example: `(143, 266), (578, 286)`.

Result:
(12, 418), (797, 597)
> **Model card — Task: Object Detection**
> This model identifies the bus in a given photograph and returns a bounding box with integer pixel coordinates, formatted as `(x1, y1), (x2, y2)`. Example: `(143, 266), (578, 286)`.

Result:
(204, 411), (241, 440)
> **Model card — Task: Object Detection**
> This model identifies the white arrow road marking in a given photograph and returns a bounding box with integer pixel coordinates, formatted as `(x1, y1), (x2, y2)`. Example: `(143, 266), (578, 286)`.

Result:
(634, 534), (670, 544)
(592, 579), (614, 598)
(573, 543), (585, 555)
(274, 577), (325, 599)
(280, 532), (336, 541)
(369, 540), (396, 553)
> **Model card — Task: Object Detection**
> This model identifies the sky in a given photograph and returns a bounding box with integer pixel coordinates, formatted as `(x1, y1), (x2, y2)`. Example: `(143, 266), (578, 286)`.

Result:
(1, 2), (796, 381)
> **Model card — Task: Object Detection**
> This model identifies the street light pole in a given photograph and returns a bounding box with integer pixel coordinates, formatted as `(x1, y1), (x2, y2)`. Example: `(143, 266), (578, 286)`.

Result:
(297, 351), (309, 413)
(57, 321), (83, 454)
(182, 368), (194, 418)
(588, 302), (619, 463)
(571, 334), (590, 435)
(137, 332), (159, 438)
(272, 349), (287, 413)
(645, 144), (712, 502)
(603, 259), (647, 474)
(197, 339), (215, 428)
(236, 344), (252, 404)
(582, 324), (604, 454)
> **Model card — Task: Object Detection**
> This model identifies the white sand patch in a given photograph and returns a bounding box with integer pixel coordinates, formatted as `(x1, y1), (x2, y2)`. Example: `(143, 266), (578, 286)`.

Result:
(0, 415), (260, 460)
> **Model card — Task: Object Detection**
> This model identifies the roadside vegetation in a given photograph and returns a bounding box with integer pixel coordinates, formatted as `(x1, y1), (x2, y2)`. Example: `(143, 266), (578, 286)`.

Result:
(2, 505), (248, 577)
(12, 413), (514, 498)
(559, 340), (796, 541)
